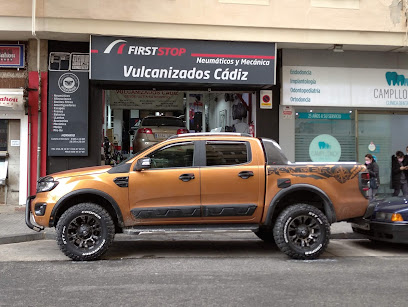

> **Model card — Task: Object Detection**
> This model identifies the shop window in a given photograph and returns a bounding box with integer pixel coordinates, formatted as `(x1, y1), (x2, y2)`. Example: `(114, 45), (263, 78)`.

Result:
(295, 109), (355, 162)
(148, 142), (194, 169)
(0, 120), (8, 152)
(205, 141), (249, 166)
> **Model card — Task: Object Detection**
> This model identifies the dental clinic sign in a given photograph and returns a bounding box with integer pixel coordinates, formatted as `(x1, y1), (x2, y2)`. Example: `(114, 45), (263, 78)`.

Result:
(282, 66), (408, 108)
(90, 36), (276, 85)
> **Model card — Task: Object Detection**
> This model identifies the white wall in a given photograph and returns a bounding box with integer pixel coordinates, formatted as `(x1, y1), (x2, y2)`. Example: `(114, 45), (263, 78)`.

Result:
(278, 105), (295, 162)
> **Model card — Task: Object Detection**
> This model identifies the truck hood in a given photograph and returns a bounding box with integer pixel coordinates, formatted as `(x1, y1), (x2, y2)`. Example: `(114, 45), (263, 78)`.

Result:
(51, 165), (111, 179)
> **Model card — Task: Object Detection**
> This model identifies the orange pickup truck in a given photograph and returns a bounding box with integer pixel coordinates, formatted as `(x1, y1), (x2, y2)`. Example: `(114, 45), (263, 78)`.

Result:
(26, 133), (369, 261)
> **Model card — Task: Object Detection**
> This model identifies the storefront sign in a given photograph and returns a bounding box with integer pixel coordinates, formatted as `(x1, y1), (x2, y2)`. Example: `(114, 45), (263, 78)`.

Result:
(260, 90), (272, 109)
(90, 36), (276, 85)
(0, 89), (24, 110)
(309, 134), (342, 162)
(297, 112), (351, 120)
(108, 90), (184, 110)
(283, 66), (408, 108)
(48, 71), (89, 156)
(0, 44), (24, 68)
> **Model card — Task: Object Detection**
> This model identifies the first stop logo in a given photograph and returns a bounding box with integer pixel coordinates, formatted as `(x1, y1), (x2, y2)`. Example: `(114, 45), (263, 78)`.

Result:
(99, 39), (186, 56)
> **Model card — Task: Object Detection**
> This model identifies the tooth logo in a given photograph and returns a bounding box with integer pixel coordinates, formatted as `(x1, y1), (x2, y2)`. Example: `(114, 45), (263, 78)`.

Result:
(103, 40), (127, 54)
(385, 71), (408, 86)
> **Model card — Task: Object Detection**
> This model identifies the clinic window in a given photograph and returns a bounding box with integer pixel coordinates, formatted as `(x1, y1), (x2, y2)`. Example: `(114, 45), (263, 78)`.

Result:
(295, 109), (355, 162)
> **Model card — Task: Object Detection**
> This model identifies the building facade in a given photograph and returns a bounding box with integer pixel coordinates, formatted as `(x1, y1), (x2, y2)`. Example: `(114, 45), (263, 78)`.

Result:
(1, 0), (408, 203)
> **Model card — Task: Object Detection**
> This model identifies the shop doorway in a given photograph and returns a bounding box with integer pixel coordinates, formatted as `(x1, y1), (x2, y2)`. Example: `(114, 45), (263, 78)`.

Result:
(101, 90), (255, 164)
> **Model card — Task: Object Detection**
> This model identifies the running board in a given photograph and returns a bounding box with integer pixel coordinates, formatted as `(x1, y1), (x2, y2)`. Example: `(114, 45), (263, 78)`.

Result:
(122, 224), (259, 235)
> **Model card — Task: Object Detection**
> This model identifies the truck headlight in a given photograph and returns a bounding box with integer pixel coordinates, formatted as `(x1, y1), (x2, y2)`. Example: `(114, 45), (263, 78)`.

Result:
(37, 176), (59, 193)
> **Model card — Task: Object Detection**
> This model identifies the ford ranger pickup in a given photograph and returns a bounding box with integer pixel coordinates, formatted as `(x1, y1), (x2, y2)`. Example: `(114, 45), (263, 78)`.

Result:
(26, 133), (370, 260)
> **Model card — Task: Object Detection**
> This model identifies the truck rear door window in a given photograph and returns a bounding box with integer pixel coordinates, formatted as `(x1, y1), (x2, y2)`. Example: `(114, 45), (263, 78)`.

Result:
(205, 141), (249, 166)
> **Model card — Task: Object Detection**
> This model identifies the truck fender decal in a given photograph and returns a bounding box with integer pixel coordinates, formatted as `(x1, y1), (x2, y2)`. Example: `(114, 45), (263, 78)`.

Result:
(263, 184), (336, 225)
(269, 165), (365, 184)
(49, 189), (124, 227)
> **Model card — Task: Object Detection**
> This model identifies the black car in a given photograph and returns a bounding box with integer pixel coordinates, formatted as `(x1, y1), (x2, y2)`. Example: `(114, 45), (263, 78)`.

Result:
(352, 196), (408, 244)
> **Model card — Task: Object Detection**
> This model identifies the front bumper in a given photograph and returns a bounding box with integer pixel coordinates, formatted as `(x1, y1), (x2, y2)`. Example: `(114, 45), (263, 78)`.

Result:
(25, 196), (44, 232)
(352, 218), (408, 244)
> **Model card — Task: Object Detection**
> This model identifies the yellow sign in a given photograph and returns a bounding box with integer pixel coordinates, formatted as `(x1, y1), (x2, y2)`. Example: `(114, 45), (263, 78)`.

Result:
(260, 90), (272, 109)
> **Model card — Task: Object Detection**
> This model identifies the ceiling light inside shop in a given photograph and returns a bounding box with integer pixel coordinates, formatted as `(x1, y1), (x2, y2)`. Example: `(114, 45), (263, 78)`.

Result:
(349, 110), (353, 113)
(309, 110), (313, 112)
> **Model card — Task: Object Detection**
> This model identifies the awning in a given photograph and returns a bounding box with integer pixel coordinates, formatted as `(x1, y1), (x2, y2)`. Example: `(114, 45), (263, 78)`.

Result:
(0, 88), (24, 110)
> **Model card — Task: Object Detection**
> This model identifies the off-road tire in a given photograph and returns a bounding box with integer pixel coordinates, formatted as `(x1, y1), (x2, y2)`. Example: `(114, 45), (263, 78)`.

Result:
(273, 204), (330, 260)
(56, 203), (115, 261)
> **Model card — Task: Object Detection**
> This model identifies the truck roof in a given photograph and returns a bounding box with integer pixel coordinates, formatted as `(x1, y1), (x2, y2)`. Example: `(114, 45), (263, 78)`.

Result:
(168, 132), (251, 139)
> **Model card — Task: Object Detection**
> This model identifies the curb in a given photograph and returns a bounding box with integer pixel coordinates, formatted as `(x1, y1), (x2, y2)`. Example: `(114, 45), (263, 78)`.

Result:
(330, 232), (365, 240)
(0, 233), (46, 245)
(0, 231), (56, 245)
(0, 231), (365, 245)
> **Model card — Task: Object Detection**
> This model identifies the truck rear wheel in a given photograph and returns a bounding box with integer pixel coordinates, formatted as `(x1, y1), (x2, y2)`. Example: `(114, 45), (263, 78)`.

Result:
(56, 203), (115, 261)
(273, 204), (330, 260)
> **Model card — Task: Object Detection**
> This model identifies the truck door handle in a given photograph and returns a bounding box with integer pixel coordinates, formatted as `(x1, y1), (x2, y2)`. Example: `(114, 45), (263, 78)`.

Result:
(238, 171), (254, 179)
(179, 173), (195, 182)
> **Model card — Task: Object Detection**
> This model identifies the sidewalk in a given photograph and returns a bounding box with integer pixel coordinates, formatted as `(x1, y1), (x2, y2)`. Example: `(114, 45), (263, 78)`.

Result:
(0, 205), (56, 244)
(0, 204), (363, 245)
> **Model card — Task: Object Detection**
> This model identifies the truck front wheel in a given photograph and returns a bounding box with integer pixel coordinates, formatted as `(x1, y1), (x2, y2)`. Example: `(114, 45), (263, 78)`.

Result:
(56, 203), (115, 261)
(273, 204), (330, 260)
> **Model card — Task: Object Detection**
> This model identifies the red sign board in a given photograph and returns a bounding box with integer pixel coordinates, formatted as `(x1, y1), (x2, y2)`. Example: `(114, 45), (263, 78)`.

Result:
(0, 44), (25, 68)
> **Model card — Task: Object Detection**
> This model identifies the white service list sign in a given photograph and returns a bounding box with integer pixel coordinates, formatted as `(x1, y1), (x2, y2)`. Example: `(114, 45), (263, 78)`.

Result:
(282, 66), (408, 108)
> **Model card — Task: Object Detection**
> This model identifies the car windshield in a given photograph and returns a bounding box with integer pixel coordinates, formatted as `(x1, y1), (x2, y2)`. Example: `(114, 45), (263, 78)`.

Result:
(142, 117), (184, 127)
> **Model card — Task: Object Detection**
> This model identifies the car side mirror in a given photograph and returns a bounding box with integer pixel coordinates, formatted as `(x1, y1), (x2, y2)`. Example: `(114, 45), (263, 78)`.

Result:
(129, 130), (135, 135)
(134, 157), (151, 171)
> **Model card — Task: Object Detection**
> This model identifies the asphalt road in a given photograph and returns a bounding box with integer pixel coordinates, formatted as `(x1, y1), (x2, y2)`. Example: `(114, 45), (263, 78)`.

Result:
(1, 255), (408, 306)
(1, 234), (408, 306)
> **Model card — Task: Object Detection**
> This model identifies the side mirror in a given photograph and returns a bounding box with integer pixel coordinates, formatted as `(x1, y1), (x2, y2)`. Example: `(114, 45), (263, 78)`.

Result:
(129, 130), (135, 135)
(134, 157), (151, 171)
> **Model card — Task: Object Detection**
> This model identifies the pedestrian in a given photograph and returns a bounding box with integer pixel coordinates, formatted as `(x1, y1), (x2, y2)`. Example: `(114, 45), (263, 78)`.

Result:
(365, 154), (379, 200)
(391, 151), (408, 196)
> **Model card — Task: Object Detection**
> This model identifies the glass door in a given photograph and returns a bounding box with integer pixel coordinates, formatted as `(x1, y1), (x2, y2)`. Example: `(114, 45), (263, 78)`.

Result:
(357, 112), (408, 195)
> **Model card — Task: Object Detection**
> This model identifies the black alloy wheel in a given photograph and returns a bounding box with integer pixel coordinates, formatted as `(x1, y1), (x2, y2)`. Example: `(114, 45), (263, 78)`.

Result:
(56, 203), (115, 261)
(273, 204), (330, 260)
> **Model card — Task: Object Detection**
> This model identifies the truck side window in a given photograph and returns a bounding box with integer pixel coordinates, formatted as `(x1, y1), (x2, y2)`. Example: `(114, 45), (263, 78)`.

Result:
(147, 142), (194, 169)
(205, 141), (249, 166)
